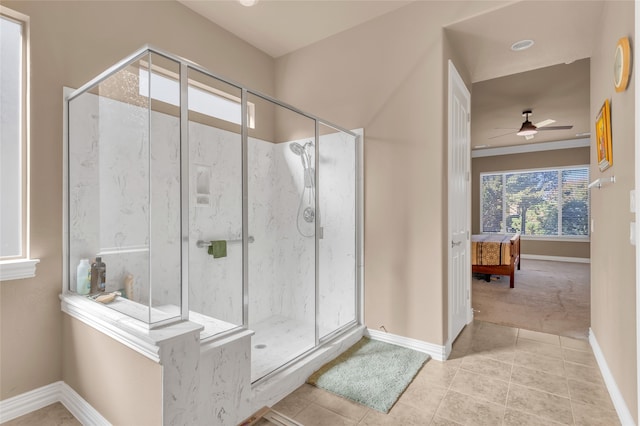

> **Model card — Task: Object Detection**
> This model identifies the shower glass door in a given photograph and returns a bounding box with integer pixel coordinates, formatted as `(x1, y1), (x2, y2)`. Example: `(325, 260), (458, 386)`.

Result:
(318, 124), (358, 339)
(247, 93), (317, 382)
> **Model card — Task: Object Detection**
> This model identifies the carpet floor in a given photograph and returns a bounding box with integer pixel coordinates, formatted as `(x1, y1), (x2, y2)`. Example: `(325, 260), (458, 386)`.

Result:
(307, 337), (429, 413)
(472, 259), (590, 339)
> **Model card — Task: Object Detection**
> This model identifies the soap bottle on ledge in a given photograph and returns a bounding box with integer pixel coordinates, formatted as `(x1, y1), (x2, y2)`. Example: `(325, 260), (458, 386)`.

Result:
(90, 257), (106, 294)
(76, 259), (91, 295)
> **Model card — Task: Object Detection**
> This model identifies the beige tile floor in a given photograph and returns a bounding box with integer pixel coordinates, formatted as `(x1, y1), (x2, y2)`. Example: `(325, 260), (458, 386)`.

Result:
(6, 321), (620, 426)
(271, 321), (620, 426)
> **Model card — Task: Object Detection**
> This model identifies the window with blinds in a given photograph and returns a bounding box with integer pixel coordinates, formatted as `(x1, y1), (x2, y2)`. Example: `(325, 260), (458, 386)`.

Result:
(480, 166), (589, 238)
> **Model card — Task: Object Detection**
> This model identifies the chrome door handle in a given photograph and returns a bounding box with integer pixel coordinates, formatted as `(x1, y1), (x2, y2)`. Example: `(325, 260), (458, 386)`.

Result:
(452, 240), (462, 248)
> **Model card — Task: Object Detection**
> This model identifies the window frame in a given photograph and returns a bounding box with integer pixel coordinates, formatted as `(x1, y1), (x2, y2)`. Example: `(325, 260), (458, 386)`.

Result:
(480, 164), (590, 242)
(0, 6), (38, 281)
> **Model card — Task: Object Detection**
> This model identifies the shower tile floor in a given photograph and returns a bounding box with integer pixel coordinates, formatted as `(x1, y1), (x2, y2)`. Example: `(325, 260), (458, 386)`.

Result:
(250, 315), (316, 382)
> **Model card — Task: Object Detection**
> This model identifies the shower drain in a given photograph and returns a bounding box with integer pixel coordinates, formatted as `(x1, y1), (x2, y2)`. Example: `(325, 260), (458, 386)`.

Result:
(254, 344), (267, 349)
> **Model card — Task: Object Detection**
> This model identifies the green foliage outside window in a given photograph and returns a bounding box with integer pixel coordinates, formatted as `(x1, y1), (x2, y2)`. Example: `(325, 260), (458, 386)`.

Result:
(481, 167), (589, 237)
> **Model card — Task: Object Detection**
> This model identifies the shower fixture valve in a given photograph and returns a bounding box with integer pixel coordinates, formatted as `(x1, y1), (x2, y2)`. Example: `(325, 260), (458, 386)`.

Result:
(303, 207), (315, 223)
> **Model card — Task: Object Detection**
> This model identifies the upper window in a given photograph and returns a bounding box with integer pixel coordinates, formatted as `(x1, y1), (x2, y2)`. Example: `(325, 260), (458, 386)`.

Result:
(0, 7), (38, 280)
(138, 66), (256, 128)
(481, 166), (589, 239)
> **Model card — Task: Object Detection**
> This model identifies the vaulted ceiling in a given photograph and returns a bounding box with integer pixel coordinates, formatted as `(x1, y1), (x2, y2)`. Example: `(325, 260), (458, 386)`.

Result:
(180, 0), (603, 151)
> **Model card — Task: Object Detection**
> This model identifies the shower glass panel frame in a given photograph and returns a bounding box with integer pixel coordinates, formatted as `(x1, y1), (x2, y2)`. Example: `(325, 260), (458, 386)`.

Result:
(66, 46), (361, 376)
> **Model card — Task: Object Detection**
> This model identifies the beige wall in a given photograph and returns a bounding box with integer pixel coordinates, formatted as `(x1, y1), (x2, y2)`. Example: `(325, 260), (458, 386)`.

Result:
(0, 0), (274, 402)
(3, 1), (638, 422)
(62, 315), (162, 425)
(275, 1), (505, 346)
(471, 147), (591, 258)
(590, 1), (637, 421)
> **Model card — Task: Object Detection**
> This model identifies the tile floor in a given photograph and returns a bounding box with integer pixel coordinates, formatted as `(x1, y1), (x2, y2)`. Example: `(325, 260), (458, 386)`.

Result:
(270, 321), (620, 425)
(3, 402), (80, 426)
(5, 321), (620, 426)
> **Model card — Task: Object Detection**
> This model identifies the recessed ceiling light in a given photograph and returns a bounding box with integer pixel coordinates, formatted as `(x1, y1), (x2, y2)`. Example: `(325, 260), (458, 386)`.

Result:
(238, 0), (259, 6)
(576, 132), (591, 137)
(474, 144), (490, 149)
(511, 39), (534, 52)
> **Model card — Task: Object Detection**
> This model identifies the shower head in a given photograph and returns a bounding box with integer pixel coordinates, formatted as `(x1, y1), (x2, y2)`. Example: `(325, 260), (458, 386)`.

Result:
(289, 141), (314, 156)
(289, 142), (305, 156)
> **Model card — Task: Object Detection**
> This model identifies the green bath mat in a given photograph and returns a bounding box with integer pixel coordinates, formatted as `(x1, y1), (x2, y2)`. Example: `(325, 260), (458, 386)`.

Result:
(307, 337), (430, 413)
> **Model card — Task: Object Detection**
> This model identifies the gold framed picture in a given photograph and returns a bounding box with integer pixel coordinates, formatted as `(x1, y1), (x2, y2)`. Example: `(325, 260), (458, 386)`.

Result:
(595, 99), (613, 172)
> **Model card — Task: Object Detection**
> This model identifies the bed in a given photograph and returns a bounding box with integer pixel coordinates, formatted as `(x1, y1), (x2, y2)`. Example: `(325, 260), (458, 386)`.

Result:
(471, 233), (521, 288)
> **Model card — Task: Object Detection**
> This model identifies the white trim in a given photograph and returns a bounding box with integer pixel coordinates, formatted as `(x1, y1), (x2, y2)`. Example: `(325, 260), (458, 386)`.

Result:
(589, 328), (634, 426)
(521, 254), (590, 264)
(60, 382), (110, 426)
(447, 59), (472, 350)
(0, 381), (110, 425)
(61, 295), (162, 362)
(0, 381), (60, 423)
(0, 258), (39, 281)
(366, 328), (447, 361)
(519, 235), (589, 243)
(635, 3), (640, 422)
(472, 138), (590, 158)
(354, 128), (365, 326)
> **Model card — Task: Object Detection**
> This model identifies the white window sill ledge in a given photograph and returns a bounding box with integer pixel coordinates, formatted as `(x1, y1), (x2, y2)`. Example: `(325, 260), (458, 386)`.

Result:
(0, 258), (40, 281)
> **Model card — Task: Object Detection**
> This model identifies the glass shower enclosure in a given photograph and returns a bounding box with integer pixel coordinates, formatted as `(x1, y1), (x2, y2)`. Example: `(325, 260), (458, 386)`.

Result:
(66, 46), (361, 382)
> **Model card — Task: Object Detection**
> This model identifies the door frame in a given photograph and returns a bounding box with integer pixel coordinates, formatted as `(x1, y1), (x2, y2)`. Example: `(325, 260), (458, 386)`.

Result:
(447, 60), (472, 356)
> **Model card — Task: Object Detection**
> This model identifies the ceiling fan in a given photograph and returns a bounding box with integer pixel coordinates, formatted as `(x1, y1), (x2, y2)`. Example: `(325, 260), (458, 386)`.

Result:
(491, 110), (573, 141)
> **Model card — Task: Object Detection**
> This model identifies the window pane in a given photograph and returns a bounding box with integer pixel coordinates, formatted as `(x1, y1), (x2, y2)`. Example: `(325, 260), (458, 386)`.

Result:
(505, 171), (558, 236)
(481, 175), (502, 232)
(0, 15), (23, 257)
(562, 168), (589, 236)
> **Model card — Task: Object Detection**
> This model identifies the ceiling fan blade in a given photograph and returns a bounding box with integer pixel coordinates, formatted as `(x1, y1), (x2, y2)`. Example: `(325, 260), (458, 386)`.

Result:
(537, 125), (573, 131)
(534, 119), (556, 128)
(488, 131), (516, 139)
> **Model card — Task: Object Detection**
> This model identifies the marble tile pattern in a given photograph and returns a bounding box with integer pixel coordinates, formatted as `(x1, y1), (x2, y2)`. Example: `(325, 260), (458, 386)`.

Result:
(187, 121), (244, 325)
(196, 336), (252, 426)
(271, 322), (621, 426)
(70, 91), (357, 330)
(68, 94), (182, 321)
(317, 131), (357, 336)
(158, 326), (253, 426)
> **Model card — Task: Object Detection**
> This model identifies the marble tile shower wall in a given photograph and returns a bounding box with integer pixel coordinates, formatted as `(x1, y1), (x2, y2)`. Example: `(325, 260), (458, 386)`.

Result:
(317, 132), (357, 335)
(187, 122), (244, 325)
(70, 95), (356, 333)
(69, 95), (182, 308)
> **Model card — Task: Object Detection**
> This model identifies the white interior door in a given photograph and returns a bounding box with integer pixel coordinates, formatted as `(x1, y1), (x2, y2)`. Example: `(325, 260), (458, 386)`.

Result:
(448, 60), (471, 349)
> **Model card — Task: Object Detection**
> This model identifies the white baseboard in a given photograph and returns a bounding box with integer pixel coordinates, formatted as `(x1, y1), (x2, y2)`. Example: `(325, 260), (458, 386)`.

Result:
(60, 383), (110, 426)
(589, 328), (635, 426)
(0, 381), (109, 425)
(521, 254), (590, 264)
(366, 328), (446, 361)
(0, 382), (60, 423)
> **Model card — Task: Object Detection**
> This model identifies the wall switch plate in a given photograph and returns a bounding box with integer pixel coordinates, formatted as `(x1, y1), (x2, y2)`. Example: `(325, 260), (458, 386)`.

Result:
(631, 190), (636, 213)
(631, 222), (636, 246)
